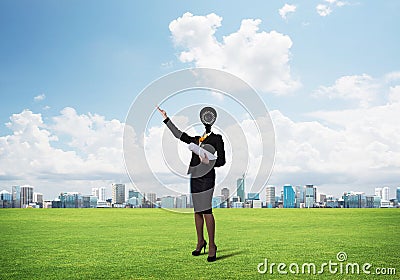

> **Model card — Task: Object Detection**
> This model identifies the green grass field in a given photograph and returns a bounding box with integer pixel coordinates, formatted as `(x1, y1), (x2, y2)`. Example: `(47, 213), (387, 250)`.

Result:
(0, 208), (399, 279)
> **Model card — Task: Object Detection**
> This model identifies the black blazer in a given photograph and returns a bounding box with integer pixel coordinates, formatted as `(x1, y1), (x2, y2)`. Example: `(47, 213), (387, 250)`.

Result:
(163, 117), (226, 178)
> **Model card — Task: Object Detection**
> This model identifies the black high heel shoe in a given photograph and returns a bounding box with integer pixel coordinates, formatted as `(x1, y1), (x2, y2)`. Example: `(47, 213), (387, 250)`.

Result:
(192, 240), (207, 256)
(207, 245), (217, 262)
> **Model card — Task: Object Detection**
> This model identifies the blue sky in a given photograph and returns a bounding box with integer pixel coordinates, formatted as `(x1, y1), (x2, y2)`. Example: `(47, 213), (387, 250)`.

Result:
(1, 0), (399, 199)
(1, 1), (398, 123)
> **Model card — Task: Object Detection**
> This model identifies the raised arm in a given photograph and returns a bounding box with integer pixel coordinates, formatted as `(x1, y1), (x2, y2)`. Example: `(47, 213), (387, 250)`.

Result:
(157, 106), (196, 144)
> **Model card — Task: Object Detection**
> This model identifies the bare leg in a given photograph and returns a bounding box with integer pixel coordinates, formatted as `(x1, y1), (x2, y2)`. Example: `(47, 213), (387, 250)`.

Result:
(194, 213), (205, 250)
(204, 213), (216, 256)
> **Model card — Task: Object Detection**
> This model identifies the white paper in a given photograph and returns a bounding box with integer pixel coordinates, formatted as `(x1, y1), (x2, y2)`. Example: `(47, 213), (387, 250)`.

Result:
(188, 143), (217, 160)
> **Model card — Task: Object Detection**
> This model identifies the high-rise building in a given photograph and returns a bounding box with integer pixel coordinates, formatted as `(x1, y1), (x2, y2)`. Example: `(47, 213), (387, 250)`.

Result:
(313, 187), (317, 204)
(397, 187), (400, 204)
(176, 195), (187, 208)
(146, 193), (157, 207)
(21, 185), (34, 207)
(82, 195), (98, 208)
(112, 184), (125, 205)
(305, 184), (315, 208)
(161, 196), (175, 208)
(381, 187), (389, 201)
(98, 187), (106, 202)
(0, 190), (12, 201)
(347, 193), (358, 208)
(33, 192), (43, 203)
(33, 192), (43, 207)
(366, 196), (381, 208)
(0, 190), (12, 208)
(128, 189), (144, 206)
(373, 196), (381, 208)
(12, 185), (21, 208)
(127, 197), (140, 207)
(221, 188), (230, 203)
(283, 185), (295, 208)
(92, 188), (99, 198)
(212, 196), (223, 208)
(236, 176), (245, 203)
(188, 194), (193, 208)
(326, 195), (338, 208)
(295, 185), (304, 208)
(319, 194), (327, 203)
(128, 189), (143, 199)
(374, 187), (382, 198)
(265, 186), (275, 208)
(343, 192), (366, 208)
(59, 192), (83, 208)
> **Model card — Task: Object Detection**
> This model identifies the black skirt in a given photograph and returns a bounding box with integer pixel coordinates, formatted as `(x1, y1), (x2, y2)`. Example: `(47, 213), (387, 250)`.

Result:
(190, 176), (215, 214)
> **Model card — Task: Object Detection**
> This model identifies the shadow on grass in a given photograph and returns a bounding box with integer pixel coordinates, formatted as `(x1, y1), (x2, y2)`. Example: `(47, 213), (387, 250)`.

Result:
(217, 249), (245, 261)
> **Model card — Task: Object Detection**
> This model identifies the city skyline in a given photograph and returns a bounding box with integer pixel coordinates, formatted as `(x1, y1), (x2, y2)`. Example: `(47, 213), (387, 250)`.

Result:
(1, 1), (399, 199)
(1, 181), (399, 208)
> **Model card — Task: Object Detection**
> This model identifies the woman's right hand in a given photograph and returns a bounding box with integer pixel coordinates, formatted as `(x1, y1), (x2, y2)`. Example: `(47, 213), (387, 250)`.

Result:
(156, 105), (168, 120)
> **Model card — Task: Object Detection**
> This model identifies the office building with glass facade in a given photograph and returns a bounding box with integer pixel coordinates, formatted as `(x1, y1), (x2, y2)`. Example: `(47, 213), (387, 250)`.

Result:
(175, 195), (187, 208)
(283, 185), (295, 208)
(305, 185), (315, 208)
(0, 190), (12, 208)
(161, 196), (175, 208)
(236, 177), (245, 203)
(12, 185), (21, 208)
(265, 186), (275, 208)
(397, 187), (400, 205)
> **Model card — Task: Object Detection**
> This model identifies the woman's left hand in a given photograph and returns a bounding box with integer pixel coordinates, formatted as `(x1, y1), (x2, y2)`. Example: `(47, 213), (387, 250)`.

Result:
(199, 153), (209, 164)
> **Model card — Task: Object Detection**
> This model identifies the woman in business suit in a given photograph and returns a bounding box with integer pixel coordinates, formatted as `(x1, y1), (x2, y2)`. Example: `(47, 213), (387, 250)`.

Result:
(157, 106), (226, 262)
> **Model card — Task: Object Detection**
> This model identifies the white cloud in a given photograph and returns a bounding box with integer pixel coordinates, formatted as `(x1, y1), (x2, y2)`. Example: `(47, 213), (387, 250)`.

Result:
(52, 107), (124, 156)
(388, 85), (400, 104)
(271, 104), (400, 189)
(146, 75), (398, 194)
(34, 94), (46, 101)
(169, 12), (301, 94)
(0, 108), (128, 198)
(270, 72), (400, 190)
(384, 71), (400, 83)
(316, 4), (332, 16)
(279, 4), (297, 20)
(316, 0), (349, 16)
(307, 102), (400, 169)
(2, 70), (399, 198)
(313, 74), (381, 107)
(335, 1), (348, 7)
